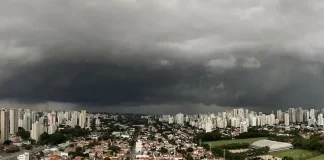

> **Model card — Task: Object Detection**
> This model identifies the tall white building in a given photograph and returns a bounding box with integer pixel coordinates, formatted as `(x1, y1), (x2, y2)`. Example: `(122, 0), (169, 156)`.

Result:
(288, 108), (296, 123)
(47, 124), (57, 134)
(0, 108), (9, 143)
(249, 115), (257, 126)
(23, 113), (31, 131)
(238, 109), (244, 118)
(9, 108), (18, 134)
(297, 107), (303, 123)
(244, 109), (249, 118)
(304, 110), (310, 122)
(284, 113), (289, 126)
(276, 110), (282, 121)
(176, 113), (184, 125)
(233, 109), (238, 117)
(205, 119), (213, 133)
(135, 140), (142, 153)
(310, 109), (315, 119)
(318, 114), (323, 126)
(79, 110), (87, 128)
(31, 121), (44, 142)
(240, 121), (248, 133)
(17, 152), (29, 160)
(87, 117), (92, 128)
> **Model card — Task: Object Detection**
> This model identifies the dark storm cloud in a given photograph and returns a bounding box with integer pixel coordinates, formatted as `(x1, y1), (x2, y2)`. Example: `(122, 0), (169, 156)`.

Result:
(1, 0), (324, 112)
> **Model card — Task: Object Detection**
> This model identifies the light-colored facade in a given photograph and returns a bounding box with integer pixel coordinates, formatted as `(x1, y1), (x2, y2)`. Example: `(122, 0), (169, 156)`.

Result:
(284, 113), (289, 126)
(79, 110), (87, 128)
(31, 121), (44, 142)
(135, 140), (142, 153)
(0, 108), (9, 143)
(9, 108), (18, 135)
(17, 152), (29, 160)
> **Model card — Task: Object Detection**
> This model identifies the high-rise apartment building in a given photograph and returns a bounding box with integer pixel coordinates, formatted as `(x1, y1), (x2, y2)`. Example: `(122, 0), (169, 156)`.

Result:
(284, 113), (289, 126)
(79, 110), (87, 128)
(176, 113), (184, 125)
(31, 121), (44, 142)
(9, 108), (18, 134)
(297, 107), (303, 122)
(0, 108), (9, 143)
(240, 121), (248, 133)
(318, 114), (323, 126)
(288, 108), (296, 123)
(276, 110), (282, 121)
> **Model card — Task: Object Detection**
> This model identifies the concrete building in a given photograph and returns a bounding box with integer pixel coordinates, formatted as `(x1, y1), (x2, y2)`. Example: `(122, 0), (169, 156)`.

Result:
(31, 121), (44, 142)
(284, 113), (289, 126)
(135, 140), (142, 153)
(318, 114), (324, 126)
(240, 121), (248, 133)
(297, 107), (303, 123)
(9, 108), (18, 135)
(79, 110), (87, 128)
(176, 113), (184, 125)
(0, 108), (9, 143)
(276, 110), (282, 121)
(289, 108), (296, 123)
(17, 152), (29, 160)
(205, 119), (213, 133)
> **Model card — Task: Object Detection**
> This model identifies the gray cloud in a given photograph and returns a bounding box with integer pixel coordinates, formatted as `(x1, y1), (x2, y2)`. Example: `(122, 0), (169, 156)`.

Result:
(1, 0), (324, 112)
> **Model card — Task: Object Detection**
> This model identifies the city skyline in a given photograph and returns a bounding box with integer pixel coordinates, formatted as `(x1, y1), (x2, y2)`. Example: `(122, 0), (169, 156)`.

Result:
(2, 1), (324, 113)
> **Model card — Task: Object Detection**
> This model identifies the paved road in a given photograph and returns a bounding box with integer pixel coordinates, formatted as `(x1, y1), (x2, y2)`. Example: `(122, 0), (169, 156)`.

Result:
(0, 147), (45, 160)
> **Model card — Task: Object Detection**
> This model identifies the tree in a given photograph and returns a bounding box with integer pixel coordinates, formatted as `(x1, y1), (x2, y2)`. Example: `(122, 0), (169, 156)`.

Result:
(160, 147), (168, 153)
(3, 140), (12, 145)
(68, 151), (76, 158)
(109, 145), (121, 153)
(39, 132), (50, 144)
(202, 144), (210, 151)
(49, 132), (67, 145)
(187, 147), (194, 152)
(16, 127), (30, 140)
(24, 144), (33, 150)
(282, 156), (294, 160)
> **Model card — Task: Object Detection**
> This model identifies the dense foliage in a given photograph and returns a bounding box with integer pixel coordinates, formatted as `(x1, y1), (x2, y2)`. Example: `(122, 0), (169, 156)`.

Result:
(292, 134), (324, 153)
(268, 135), (291, 142)
(38, 126), (90, 145)
(16, 127), (30, 140)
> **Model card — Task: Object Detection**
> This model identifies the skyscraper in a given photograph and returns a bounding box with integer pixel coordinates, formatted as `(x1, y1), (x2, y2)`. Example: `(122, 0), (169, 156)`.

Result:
(310, 109), (315, 119)
(79, 110), (87, 128)
(31, 121), (44, 142)
(284, 113), (289, 126)
(276, 110), (282, 121)
(318, 114), (323, 126)
(176, 113), (184, 125)
(297, 107), (303, 123)
(240, 121), (248, 133)
(205, 119), (213, 133)
(1, 108), (9, 143)
(9, 108), (18, 135)
(288, 108), (296, 123)
(304, 110), (310, 122)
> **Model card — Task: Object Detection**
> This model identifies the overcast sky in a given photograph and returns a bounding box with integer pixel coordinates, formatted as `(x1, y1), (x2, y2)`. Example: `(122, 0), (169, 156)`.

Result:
(1, 0), (324, 113)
